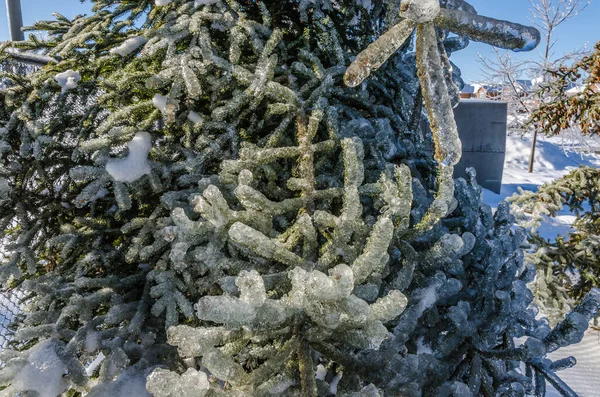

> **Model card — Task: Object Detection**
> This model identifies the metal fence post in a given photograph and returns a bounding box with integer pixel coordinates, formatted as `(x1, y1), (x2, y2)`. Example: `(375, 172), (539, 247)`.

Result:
(5, 0), (24, 41)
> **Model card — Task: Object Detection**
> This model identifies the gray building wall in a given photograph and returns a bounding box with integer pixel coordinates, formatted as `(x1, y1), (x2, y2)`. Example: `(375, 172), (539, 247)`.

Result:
(422, 99), (507, 194)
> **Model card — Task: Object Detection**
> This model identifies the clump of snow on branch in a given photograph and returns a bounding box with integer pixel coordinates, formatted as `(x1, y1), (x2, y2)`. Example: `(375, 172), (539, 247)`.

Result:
(54, 70), (81, 93)
(13, 340), (68, 397)
(152, 94), (169, 113)
(110, 36), (148, 57)
(105, 132), (152, 182)
(187, 111), (203, 124)
(85, 352), (105, 376)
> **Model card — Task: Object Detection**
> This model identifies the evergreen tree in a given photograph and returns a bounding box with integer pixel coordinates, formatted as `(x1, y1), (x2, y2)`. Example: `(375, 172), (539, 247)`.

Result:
(0, 1), (598, 396)
(528, 41), (600, 137)
(511, 43), (600, 322)
(510, 166), (600, 323)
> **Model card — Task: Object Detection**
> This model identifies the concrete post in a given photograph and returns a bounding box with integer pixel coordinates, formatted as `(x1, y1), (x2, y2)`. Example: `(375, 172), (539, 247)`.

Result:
(5, 0), (24, 41)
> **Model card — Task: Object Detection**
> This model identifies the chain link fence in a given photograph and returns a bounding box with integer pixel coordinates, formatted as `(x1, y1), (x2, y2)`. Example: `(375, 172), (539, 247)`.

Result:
(0, 51), (48, 352)
(0, 289), (24, 349)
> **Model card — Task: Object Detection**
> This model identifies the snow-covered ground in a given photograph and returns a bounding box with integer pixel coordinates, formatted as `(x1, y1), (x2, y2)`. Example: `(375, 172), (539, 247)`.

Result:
(479, 133), (600, 397)
(546, 329), (600, 397)
(482, 133), (600, 239)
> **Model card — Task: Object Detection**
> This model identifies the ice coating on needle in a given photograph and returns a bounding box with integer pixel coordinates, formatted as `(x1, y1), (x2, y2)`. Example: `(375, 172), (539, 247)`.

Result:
(399, 0), (441, 23)
(105, 132), (152, 182)
(344, 0), (539, 238)
(195, 295), (257, 324)
(167, 325), (236, 358)
(146, 368), (210, 397)
(85, 352), (105, 376)
(544, 288), (600, 352)
(236, 269), (267, 306)
(0, 177), (10, 199)
(229, 222), (308, 267)
(4, 0), (596, 395)
(288, 264), (355, 304)
(351, 215), (394, 283)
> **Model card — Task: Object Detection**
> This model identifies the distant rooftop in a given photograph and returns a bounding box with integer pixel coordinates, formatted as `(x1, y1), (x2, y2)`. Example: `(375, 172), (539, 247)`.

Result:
(460, 84), (483, 94)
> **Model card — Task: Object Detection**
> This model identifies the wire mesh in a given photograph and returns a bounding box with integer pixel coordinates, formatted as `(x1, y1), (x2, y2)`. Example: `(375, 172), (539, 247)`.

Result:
(1, 50), (48, 94)
(0, 289), (24, 349)
(0, 52), (38, 352)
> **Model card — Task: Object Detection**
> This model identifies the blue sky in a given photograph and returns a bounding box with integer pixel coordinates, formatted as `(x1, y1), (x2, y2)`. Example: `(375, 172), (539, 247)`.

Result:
(452, 0), (600, 83)
(0, 1), (92, 41)
(1, 0), (599, 82)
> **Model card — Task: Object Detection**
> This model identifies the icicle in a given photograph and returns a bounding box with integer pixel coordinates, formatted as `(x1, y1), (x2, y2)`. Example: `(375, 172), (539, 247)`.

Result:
(416, 23), (461, 167)
(344, 19), (415, 87)
(435, 9), (540, 51)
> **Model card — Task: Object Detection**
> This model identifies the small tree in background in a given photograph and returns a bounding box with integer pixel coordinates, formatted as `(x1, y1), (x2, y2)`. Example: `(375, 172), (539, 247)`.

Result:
(526, 0), (592, 172)
(477, 47), (535, 133)
(511, 42), (600, 322)
(529, 41), (600, 137)
(0, 1), (598, 396)
(528, 0), (590, 78)
(510, 166), (600, 322)
(478, 0), (591, 172)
